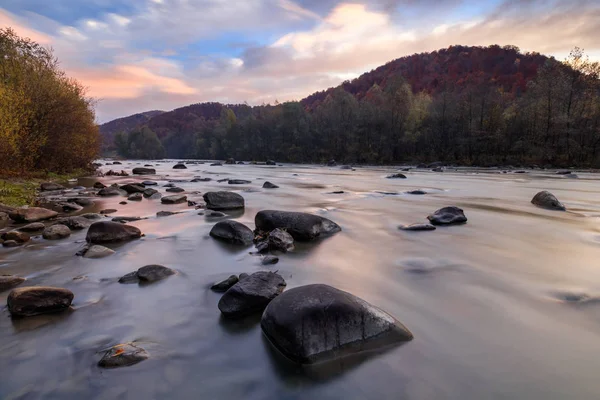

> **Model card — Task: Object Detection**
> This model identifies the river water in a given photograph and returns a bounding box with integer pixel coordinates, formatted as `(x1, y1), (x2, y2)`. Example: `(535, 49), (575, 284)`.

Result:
(1, 160), (600, 399)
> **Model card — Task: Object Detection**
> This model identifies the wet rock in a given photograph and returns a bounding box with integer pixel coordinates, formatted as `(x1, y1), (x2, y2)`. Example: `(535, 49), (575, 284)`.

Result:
(406, 189), (426, 195)
(3, 240), (19, 247)
(173, 163), (187, 169)
(399, 223), (436, 231)
(157, 211), (179, 217)
(166, 187), (185, 193)
(556, 170), (572, 175)
(60, 202), (83, 213)
(112, 161), (122, 165)
(128, 192), (143, 201)
(268, 228), (294, 252)
(0, 211), (9, 220)
(119, 201), (128, 205)
(68, 197), (94, 206)
(9, 207), (58, 223)
(143, 188), (160, 199)
(432, 167), (443, 172)
(100, 209), (118, 215)
(40, 182), (65, 191)
(161, 195), (187, 204)
(57, 216), (93, 230)
(262, 255), (279, 265)
(427, 206), (467, 225)
(262, 181), (279, 189)
(82, 245), (115, 259)
(112, 216), (144, 223)
(105, 170), (129, 176)
(43, 224), (71, 240)
(210, 220), (254, 245)
(86, 221), (142, 243)
(97, 187), (122, 197)
(218, 271), (286, 318)
(228, 179), (251, 185)
(80, 213), (103, 220)
(203, 191), (245, 210)
(187, 200), (197, 207)
(132, 167), (156, 175)
(191, 177), (212, 182)
(261, 284), (413, 364)
(98, 343), (149, 368)
(239, 273), (250, 281)
(266, 160), (277, 166)
(255, 210), (341, 241)
(0, 275), (25, 292)
(120, 184), (145, 194)
(20, 222), (45, 232)
(210, 163), (223, 166)
(2, 231), (30, 243)
(226, 158), (236, 164)
(142, 180), (157, 186)
(208, 211), (226, 217)
(93, 182), (106, 189)
(119, 265), (175, 284)
(386, 173), (407, 179)
(211, 275), (239, 292)
(331, 191), (345, 194)
(531, 191), (566, 211)
(163, 183), (175, 188)
(7, 286), (74, 317)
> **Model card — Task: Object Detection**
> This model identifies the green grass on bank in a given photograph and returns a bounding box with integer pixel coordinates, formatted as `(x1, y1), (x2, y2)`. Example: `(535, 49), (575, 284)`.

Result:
(0, 169), (92, 207)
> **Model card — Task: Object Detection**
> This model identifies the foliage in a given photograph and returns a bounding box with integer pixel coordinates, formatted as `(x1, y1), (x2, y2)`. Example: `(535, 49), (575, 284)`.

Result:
(114, 126), (165, 159)
(0, 28), (99, 175)
(100, 45), (600, 167)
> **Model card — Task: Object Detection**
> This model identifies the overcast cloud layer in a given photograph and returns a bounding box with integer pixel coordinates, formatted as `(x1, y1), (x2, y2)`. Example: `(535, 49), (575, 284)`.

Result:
(2, 0), (599, 122)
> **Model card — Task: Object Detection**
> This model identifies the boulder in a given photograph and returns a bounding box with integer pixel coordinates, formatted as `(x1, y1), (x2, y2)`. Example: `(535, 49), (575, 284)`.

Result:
(239, 273), (250, 281)
(156, 211), (179, 217)
(82, 245), (115, 259)
(128, 193), (143, 201)
(218, 271), (286, 317)
(40, 182), (65, 191)
(97, 187), (122, 197)
(531, 191), (566, 211)
(0, 275), (26, 292)
(210, 220), (254, 245)
(173, 163), (187, 169)
(161, 195), (187, 204)
(120, 184), (145, 194)
(7, 286), (74, 317)
(261, 284), (413, 364)
(228, 179), (251, 185)
(203, 192), (245, 210)
(2, 230), (30, 243)
(255, 210), (341, 241)
(211, 275), (239, 292)
(43, 224), (71, 240)
(86, 221), (142, 243)
(57, 216), (92, 230)
(268, 228), (294, 252)
(263, 181), (279, 189)
(98, 343), (149, 368)
(20, 222), (45, 232)
(399, 223), (436, 231)
(386, 173), (407, 179)
(132, 167), (156, 175)
(427, 206), (467, 225)
(118, 265), (175, 284)
(143, 188), (160, 198)
(9, 207), (58, 223)
(166, 187), (185, 193)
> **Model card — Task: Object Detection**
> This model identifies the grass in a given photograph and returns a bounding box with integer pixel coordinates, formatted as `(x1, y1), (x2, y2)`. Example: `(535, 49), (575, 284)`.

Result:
(0, 169), (92, 207)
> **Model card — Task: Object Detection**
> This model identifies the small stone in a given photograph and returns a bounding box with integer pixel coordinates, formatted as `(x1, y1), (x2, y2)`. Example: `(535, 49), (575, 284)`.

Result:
(120, 184), (145, 194)
(268, 228), (294, 252)
(238, 273), (250, 281)
(93, 182), (106, 189)
(262, 255), (279, 265)
(132, 167), (156, 175)
(100, 209), (118, 215)
(161, 195), (187, 204)
(3, 240), (19, 247)
(208, 211), (226, 217)
(137, 265), (175, 282)
(143, 188), (159, 198)
(60, 202), (83, 213)
(98, 343), (149, 368)
(86, 221), (142, 243)
(263, 181), (279, 189)
(211, 275), (239, 292)
(173, 163), (187, 169)
(43, 224), (71, 240)
(386, 173), (407, 179)
(157, 211), (179, 217)
(7, 286), (74, 317)
(399, 223), (436, 231)
(112, 216), (144, 223)
(142, 181), (157, 186)
(210, 220), (254, 245)
(166, 187), (185, 193)
(3, 230), (30, 243)
(128, 193), (143, 201)
(80, 213), (103, 220)
(20, 222), (45, 232)
(406, 189), (427, 195)
(57, 216), (93, 230)
(228, 179), (251, 185)
(203, 192), (245, 210)
(97, 187), (122, 196)
(218, 271), (286, 318)
(119, 201), (128, 205)
(427, 207), (467, 225)
(9, 207), (58, 223)
(0, 275), (26, 292)
(83, 245), (115, 259)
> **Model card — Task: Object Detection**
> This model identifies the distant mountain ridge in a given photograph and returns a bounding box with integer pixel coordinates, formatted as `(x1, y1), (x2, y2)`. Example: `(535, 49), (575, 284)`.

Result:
(99, 110), (165, 150)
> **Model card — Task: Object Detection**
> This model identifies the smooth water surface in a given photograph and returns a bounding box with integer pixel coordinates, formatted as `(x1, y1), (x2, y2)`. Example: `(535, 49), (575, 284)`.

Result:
(1, 161), (600, 399)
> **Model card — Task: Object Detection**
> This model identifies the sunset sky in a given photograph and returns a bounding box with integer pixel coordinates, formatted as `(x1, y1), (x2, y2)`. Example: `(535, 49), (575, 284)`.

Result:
(2, 0), (599, 122)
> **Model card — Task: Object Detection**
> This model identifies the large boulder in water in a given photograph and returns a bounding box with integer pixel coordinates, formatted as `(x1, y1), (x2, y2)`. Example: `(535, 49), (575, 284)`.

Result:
(255, 210), (341, 241)
(218, 271), (286, 318)
(531, 191), (566, 211)
(203, 191), (245, 210)
(7, 286), (74, 317)
(86, 221), (142, 243)
(427, 206), (467, 225)
(42, 224), (71, 240)
(9, 207), (58, 223)
(261, 284), (413, 364)
(132, 167), (156, 175)
(209, 220), (254, 245)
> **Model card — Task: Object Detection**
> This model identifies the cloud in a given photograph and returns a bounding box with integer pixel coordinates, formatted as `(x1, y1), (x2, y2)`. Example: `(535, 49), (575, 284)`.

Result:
(0, 9), (52, 44)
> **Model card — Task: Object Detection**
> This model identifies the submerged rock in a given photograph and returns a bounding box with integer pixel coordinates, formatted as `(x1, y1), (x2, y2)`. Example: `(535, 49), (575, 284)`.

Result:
(211, 275), (239, 292)
(156, 211), (179, 217)
(218, 271), (286, 318)
(228, 179), (251, 185)
(406, 189), (427, 195)
(261, 255), (279, 265)
(118, 265), (175, 284)
(255, 210), (341, 241)
(261, 284), (413, 364)
(132, 167), (156, 175)
(266, 160), (277, 166)
(43, 224), (71, 240)
(9, 207), (58, 223)
(112, 216), (144, 223)
(143, 188), (160, 198)
(161, 194), (187, 204)
(0, 275), (26, 292)
(82, 245), (115, 259)
(203, 191), (245, 210)
(7, 286), (74, 317)
(210, 220), (254, 245)
(98, 343), (149, 368)
(99, 209), (118, 215)
(427, 207), (467, 225)
(166, 187), (185, 193)
(531, 191), (566, 211)
(86, 221), (142, 243)
(93, 182), (106, 189)
(386, 173), (407, 179)
(80, 213), (103, 220)
(263, 181), (279, 189)
(399, 223), (436, 231)
(3, 240), (19, 247)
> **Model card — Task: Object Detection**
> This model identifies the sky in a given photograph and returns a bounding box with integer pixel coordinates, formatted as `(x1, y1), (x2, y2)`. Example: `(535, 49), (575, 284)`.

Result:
(1, 0), (599, 123)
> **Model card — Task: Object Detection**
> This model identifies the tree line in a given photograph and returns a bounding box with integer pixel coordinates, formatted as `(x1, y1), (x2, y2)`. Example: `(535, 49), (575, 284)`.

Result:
(0, 28), (99, 175)
(111, 46), (600, 167)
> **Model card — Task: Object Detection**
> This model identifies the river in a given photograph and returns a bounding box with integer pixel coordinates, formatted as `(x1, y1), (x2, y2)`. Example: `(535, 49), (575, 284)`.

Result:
(1, 160), (600, 399)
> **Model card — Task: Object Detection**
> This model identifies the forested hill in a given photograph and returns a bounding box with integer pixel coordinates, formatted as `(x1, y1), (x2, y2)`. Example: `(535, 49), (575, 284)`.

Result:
(101, 45), (600, 167)
(99, 110), (165, 150)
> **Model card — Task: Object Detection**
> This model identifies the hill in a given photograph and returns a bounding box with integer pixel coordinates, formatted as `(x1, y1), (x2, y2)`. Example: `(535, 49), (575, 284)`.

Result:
(99, 45), (600, 166)
(99, 110), (165, 151)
